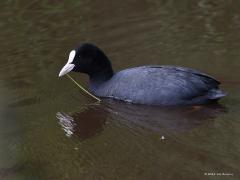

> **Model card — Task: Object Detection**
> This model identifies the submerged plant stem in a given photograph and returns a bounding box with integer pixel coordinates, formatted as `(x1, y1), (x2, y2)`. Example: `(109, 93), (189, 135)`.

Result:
(66, 74), (101, 102)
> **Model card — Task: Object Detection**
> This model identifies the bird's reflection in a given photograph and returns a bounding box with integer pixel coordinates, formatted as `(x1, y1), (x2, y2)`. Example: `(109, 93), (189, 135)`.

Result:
(56, 100), (227, 140)
(56, 104), (107, 139)
(105, 100), (227, 134)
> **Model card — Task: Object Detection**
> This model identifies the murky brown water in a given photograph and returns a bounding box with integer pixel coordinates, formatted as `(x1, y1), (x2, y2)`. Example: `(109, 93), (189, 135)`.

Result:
(0, 0), (240, 179)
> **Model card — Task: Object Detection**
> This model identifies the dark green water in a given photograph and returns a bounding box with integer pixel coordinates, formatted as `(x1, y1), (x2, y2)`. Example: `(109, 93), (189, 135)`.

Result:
(0, 0), (240, 179)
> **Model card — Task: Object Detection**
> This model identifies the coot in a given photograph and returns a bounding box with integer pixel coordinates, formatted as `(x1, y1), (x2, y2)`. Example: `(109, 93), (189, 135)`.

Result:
(59, 43), (226, 106)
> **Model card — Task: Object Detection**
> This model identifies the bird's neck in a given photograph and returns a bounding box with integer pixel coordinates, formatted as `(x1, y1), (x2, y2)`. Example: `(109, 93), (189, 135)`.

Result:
(87, 49), (114, 83)
(88, 63), (114, 85)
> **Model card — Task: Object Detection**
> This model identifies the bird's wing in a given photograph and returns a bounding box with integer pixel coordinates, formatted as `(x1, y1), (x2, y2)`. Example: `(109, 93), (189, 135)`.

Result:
(145, 65), (220, 86)
(139, 65), (221, 100)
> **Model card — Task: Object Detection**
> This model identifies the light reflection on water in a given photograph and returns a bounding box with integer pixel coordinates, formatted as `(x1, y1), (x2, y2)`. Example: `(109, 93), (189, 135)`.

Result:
(0, 0), (240, 179)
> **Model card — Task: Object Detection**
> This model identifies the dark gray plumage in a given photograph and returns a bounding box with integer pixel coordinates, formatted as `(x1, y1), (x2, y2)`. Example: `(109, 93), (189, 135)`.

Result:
(90, 65), (226, 105)
(59, 43), (226, 106)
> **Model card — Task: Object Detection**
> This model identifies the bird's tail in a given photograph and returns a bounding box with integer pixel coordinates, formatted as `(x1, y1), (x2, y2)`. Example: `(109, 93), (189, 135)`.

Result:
(208, 89), (227, 100)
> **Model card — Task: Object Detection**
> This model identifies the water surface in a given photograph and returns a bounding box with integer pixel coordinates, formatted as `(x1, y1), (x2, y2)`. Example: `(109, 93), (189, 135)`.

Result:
(0, 0), (240, 179)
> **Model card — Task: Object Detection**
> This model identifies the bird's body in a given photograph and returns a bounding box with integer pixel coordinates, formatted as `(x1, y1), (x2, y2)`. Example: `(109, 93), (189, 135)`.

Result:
(59, 43), (226, 106)
(89, 65), (225, 105)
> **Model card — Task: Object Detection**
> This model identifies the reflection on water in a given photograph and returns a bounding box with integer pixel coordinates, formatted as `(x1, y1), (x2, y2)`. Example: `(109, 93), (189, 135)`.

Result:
(1, 0), (240, 179)
(105, 101), (227, 133)
(57, 101), (226, 140)
(57, 103), (106, 139)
